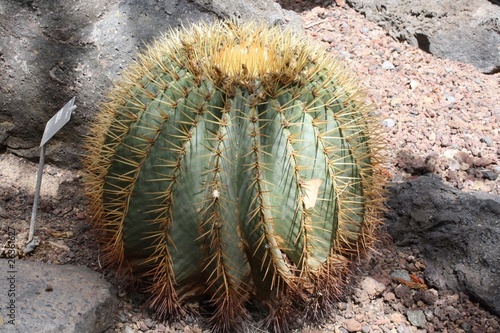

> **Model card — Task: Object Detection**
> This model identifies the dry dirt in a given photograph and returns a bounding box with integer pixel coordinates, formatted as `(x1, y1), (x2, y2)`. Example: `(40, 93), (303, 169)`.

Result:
(1, 1), (499, 333)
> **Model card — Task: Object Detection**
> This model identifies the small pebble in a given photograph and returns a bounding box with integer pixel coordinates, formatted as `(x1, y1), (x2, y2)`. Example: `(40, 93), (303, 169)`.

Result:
(444, 305), (462, 321)
(137, 320), (149, 331)
(338, 302), (348, 310)
(409, 80), (420, 90)
(481, 170), (498, 180)
(407, 309), (427, 328)
(444, 94), (456, 103)
(413, 289), (438, 305)
(480, 136), (493, 147)
(143, 318), (154, 328)
(395, 286), (414, 307)
(118, 313), (128, 322)
(390, 269), (411, 281)
(123, 326), (135, 333)
(382, 61), (395, 70)
(344, 318), (363, 332)
(359, 277), (386, 299)
(390, 312), (406, 325)
(396, 324), (412, 333)
(311, 6), (326, 16)
(382, 118), (397, 127)
(76, 211), (87, 219)
(424, 308), (434, 321)
(384, 292), (396, 302)
(461, 322), (472, 332)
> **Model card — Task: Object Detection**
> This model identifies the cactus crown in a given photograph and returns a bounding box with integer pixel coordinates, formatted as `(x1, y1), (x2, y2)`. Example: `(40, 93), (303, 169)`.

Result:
(83, 20), (386, 333)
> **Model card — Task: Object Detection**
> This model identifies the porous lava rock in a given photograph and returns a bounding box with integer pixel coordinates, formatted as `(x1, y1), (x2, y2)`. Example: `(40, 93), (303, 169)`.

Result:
(385, 176), (500, 316)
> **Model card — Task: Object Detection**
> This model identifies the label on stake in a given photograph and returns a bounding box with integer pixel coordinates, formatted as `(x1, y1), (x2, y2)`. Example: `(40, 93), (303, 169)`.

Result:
(25, 97), (77, 253)
(40, 96), (77, 146)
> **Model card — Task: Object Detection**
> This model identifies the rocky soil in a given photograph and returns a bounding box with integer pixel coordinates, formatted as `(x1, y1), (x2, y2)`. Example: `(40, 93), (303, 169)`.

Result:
(1, 1), (499, 333)
(289, 1), (499, 195)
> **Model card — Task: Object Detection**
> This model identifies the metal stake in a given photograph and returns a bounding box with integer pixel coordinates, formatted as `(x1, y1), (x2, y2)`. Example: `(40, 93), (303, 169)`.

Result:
(23, 97), (76, 254)
(24, 144), (46, 253)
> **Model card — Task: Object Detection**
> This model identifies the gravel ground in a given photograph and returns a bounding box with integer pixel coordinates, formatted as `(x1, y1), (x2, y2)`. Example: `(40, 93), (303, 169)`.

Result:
(1, 1), (499, 333)
(289, 1), (499, 195)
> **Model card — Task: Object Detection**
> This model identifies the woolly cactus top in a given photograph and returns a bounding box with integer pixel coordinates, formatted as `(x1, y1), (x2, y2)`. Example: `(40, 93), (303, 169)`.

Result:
(119, 21), (359, 92)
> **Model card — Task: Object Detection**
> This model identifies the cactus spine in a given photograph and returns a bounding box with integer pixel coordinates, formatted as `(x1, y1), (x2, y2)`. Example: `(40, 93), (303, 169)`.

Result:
(83, 21), (385, 332)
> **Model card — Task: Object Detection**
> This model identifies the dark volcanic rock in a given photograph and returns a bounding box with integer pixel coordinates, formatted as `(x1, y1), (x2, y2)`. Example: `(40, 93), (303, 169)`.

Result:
(0, 259), (117, 332)
(346, 0), (500, 74)
(384, 176), (500, 316)
(0, 0), (300, 168)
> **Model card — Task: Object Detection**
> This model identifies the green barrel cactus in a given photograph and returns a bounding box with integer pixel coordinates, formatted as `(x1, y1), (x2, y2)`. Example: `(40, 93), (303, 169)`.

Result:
(84, 21), (385, 332)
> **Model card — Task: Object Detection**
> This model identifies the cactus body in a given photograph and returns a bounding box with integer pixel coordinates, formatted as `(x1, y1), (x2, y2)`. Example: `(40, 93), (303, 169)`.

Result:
(84, 21), (385, 332)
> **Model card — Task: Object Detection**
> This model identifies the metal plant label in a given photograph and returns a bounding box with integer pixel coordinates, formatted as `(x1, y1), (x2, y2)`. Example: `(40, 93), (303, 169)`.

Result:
(40, 96), (76, 146)
(25, 97), (77, 253)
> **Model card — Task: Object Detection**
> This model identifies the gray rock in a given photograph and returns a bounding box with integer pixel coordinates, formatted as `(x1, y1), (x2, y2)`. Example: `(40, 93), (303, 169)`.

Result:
(193, 0), (302, 31)
(354, 276), (386, 303)
(390, 269), (411, 282)
(443, 305), (462, 322)
(413, 289), (438, 306)
(0, 259), (117, 332)
(0, 0), (301, 168)
(406, 309), (426, 328)
(481, 169), (498, 180)
(396, 324), (412, 333)
(394, 285), (414, 308)
(344, 318), (363, 332)
(381, 60), (395, 70)
(346, 0), (500, 73)
(480, 136), (493, 147)
(444, 94), (456, 103)
(382, 118), (397, 127)
(360, 276), (386, 298)
(123, 326), (135, 333)
(385, 176), (500, 316)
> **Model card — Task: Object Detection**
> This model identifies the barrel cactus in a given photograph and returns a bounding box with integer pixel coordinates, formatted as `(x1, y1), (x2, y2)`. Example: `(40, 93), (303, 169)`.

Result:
(83, 21), (385, 332)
